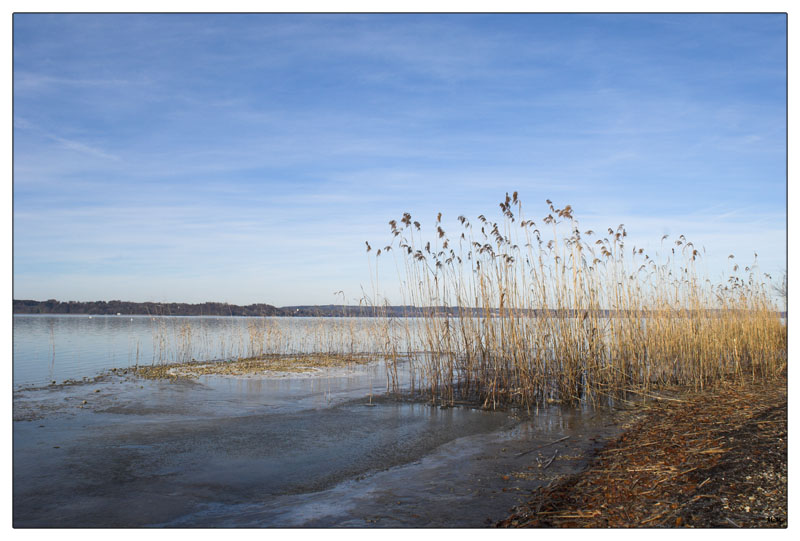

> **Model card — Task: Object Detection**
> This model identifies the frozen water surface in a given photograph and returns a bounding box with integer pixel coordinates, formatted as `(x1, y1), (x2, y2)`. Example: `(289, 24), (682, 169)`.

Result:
(13, 315), (627, 527)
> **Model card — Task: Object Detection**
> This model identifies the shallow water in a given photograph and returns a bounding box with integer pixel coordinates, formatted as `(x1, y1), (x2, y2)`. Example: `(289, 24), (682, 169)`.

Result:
(13, 315), (630, 527)
(13, 314), (420, 389)
(13, 365), (628, 528)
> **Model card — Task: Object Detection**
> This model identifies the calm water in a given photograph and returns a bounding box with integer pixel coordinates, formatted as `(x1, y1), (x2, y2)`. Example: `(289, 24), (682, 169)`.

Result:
(13, 314), (629, 527)
(13, 315), (415, 389)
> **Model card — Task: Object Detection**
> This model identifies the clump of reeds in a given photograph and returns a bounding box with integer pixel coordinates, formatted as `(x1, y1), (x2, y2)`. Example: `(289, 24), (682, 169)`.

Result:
(369, 193), (786, 409)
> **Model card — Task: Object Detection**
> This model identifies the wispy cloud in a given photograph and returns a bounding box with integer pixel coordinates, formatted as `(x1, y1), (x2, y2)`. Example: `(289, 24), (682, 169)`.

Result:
(15, 117), (120, 161)
(12, 14), (786, 304)
(14, 71), (148, 91)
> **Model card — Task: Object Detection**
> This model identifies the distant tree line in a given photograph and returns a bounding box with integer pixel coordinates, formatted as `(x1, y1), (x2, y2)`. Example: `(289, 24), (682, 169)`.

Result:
(12, 300), (483, 317)
(12, 300), (422, 317)
(12, 299), (787, 318)
(13, 299), (285, 316)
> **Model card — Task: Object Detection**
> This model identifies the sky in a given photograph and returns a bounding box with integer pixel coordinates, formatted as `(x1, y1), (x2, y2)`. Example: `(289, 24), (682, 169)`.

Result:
(12, 13), (787, 306)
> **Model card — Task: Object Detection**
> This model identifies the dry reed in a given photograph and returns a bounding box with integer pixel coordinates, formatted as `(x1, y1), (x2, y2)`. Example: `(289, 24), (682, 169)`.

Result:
(368, 194), (786, 409)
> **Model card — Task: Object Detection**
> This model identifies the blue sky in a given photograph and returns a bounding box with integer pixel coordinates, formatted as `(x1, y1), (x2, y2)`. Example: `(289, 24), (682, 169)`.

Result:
(13, 13), (786, 306)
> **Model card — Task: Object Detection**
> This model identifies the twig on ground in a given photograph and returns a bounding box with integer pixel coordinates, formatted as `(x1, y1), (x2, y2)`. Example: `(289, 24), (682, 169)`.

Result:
(725, 517), (741, 528)
(516, 436), (570, 458)
(542, 450), (559, 469)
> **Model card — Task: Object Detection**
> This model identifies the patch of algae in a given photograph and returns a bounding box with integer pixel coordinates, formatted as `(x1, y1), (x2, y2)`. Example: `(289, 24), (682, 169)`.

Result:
(132, 354), (376, 380)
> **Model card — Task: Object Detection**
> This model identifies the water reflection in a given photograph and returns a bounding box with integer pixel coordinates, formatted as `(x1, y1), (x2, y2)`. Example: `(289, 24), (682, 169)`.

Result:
(13, 315), (419, 388)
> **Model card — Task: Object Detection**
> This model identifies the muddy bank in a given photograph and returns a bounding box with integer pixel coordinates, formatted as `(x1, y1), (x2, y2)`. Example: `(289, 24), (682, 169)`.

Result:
(13, 370), (634, 527)
(499, 377), (787, 528)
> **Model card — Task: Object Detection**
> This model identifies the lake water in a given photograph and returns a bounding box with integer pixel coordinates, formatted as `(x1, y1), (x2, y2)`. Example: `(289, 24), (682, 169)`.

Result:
(13, 314), (629, 527)
(13, 315), (417, 389)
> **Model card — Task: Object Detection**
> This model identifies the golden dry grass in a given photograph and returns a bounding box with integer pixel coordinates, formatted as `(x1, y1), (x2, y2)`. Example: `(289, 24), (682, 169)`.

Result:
(368, 194), (786, 409)
(133, 353), (375, 380)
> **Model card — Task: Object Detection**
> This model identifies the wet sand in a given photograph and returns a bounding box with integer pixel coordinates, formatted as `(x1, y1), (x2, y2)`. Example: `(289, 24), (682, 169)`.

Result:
(14, 367), (631, 527)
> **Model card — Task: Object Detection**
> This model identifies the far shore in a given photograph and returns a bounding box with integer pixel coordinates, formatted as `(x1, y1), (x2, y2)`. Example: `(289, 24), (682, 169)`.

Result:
(13, 299), (787, 319)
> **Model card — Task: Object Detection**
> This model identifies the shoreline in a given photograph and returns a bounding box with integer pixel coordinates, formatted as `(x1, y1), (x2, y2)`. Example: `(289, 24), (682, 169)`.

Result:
(13, 303), (788, 319)
(13, 354), (787, 527)
(498, 376), (787, 528)
(13, 368), (628, 527)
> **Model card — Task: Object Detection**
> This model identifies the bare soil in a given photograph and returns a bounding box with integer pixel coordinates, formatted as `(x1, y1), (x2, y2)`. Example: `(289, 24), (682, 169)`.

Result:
(498, 377), (787, 528)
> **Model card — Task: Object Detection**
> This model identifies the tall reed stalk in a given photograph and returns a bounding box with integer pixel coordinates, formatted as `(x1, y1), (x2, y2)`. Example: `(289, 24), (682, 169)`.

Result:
(369, 194), (786, 408)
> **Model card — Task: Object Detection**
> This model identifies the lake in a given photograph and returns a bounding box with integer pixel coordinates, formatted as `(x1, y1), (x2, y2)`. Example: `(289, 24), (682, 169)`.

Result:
(12, 314), (421, 389)
(13, 314), (628, 527)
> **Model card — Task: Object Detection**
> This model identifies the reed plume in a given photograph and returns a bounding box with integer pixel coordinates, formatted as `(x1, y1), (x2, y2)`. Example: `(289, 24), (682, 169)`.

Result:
(367, 195), (786, 409)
